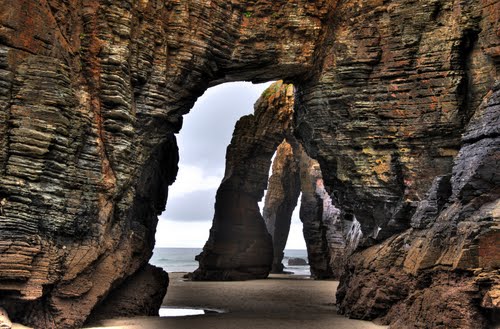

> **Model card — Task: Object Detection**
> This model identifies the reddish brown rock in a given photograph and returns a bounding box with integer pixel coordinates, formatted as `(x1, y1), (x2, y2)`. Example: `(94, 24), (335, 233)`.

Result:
(0, 1), (328, 327)
(86, 264), (168, 323)
(0, 0), (498, 328)
(263, 140), (301, 274)
(336, 80), (500, 328)
(192, 81), (295, 280)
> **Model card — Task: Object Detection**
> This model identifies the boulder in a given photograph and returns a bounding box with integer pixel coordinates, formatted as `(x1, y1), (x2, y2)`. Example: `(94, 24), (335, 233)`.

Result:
(288, 258), (308, 266)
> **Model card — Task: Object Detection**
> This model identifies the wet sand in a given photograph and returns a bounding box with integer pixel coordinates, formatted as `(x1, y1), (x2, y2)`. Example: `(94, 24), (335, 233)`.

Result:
(86, 272), (387, 329)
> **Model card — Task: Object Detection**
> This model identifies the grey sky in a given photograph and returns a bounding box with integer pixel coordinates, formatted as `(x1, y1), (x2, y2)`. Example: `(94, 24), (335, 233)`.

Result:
(155, 82), (306, 249)
(176, 82), (270, 176)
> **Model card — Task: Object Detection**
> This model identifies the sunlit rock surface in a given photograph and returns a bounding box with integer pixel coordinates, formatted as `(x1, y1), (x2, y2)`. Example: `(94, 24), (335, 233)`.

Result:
(0, 0), (498, 327)
(263, 140), (301, 274)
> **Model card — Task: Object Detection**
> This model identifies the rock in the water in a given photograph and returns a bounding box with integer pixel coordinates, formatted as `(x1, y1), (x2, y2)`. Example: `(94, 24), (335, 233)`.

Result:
(288, 258), (308, 266)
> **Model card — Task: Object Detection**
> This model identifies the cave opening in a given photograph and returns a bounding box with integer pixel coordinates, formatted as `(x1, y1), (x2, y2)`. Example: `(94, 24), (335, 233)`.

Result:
(134, 80), (378, 329)
(150, 80), (337, 279)
(149, 80), (356, 283)
(150, 81), (273, 272)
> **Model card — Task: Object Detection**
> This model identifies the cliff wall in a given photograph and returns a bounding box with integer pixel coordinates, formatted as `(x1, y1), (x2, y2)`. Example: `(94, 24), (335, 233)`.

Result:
(0, 0), (498, 328)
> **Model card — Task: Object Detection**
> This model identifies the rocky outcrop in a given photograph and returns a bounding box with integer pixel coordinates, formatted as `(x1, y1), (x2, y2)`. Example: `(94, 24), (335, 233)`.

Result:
(295, 0), (498, 246)
(0, 0), (498, 328)
(288, 258), (308, 266)
(293, 0), (499, 326)
(192, 81), (295, 280)
(336, 79), (500, 328)
(0, 1), (328, 327)
(263, 140), (301, 274)
(86, 264), (168, 323)
(297, 148), (348, 279)
(254, 96), (348, 279)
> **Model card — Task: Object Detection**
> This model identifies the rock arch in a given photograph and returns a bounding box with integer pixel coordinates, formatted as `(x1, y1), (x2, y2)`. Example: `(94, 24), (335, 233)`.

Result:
(192, 81), (295, 280)
(192, 81), (353, 281)
(0, 0), (498, 328)
(0, 1), (329, 327)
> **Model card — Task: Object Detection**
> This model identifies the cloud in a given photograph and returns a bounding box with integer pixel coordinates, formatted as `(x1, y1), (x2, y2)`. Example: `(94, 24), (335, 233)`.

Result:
(169, 165), (221, 197)
(162, 189), (216, 222)
(155, 81), (306, 249)
(177, 82), (273, 175)
(155, 218), (213, 248)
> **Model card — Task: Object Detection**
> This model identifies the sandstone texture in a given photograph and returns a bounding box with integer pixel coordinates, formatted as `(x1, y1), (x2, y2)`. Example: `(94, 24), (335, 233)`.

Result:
(0, 1), (327, 327)
(0, 0), (498, 328)
(193, 81), (295, 280)
(263, 140), (301, 274)
(86, 264), (168, 323)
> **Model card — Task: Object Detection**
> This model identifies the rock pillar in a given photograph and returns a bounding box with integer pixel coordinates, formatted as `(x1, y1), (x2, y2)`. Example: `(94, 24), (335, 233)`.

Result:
(263, 140), (301, 273)
(193, 82), (295, 280)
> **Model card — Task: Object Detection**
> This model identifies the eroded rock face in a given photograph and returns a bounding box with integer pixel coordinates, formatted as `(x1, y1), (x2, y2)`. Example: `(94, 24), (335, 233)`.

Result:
(0, 1), (328, 327)
(295, 0), (498, 245)
(0, 0), (498, 328)
(86, 264), (168, 323)
(192, 81), (295, 280)
(336, 79), (500, 328)
(294, 0), (499, 325)
(263, 140), (301, 274)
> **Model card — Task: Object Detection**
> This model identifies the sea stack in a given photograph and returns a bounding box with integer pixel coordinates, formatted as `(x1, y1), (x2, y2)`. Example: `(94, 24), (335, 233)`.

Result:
(0, 0), (498, 328)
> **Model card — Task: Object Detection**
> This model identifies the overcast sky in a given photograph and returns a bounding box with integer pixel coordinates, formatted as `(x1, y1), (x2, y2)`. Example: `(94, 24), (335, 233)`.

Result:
(155, 82), (306, 250)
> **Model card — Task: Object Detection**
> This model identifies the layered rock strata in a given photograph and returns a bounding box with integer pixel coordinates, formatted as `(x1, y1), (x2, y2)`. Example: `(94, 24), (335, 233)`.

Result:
(0, 0), (498, 328)
(293, 0), (500, 326)
(263, 140), (301, 274)
(297, 148), (348, 279)
(0, 1), (328, 327)
(192, 81), (295, 280)
(336, 79), (500, 329)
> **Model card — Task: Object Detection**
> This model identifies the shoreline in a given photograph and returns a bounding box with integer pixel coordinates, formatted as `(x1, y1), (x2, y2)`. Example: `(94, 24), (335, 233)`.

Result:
(86, 272), (387, 329)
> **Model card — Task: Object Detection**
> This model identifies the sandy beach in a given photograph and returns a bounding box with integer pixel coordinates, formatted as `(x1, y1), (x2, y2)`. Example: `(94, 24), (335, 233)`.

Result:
(86, 273), (387, 329)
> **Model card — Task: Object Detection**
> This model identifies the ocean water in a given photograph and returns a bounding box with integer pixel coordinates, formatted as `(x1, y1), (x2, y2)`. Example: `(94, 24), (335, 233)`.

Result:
(150, 248), (310, 276)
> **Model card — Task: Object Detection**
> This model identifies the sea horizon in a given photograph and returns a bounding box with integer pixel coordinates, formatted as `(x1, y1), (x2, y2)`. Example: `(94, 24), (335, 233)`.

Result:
(151, 247), (310, 276)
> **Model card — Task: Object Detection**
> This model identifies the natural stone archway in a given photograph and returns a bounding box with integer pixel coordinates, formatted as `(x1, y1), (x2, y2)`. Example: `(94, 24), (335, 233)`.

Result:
(263, 136), (352, 279)
(0, 0), (498, 328)
(263, 139), (301, 274)
(209, 82), (350, 280)
(0, 1), (329, 327)
(192, 81), (295, 280)
(296, 146), (345, 279)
